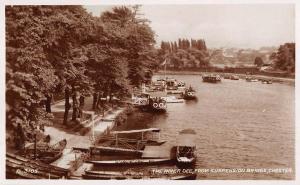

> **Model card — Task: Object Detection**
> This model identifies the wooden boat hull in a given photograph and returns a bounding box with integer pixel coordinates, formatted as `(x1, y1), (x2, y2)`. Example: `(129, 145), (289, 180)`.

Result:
(202, 75), (221, 83)
(183, 92), (197, 100)
(183, 96), (197, 100)
(82, 173), (197, 180)
(146, 139), (166, 145)
(6, 152), (69, 179)
(123, 139), (166, 146)
(39, 151), (64, 164)
(90, 146), (143, 156)
(6, 160), (62, 179)
(22, 139), (67, 164)
(7, 153), (69, 174)
(262, 80), (272, 84)
(202, 79), (221, 83)
(88, 158), (171, 165)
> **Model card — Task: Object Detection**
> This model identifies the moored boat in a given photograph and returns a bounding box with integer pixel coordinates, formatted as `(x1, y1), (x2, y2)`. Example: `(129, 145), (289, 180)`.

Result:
(6, 160), (61, 179)
(132, 93), (167, 112)
(202, 74), (221, 83)
(176, 129), (197, 165)
(177, 82), (186, 90)
(85, 169), (143, 176)
(161, 96), (184, 103)
(245, 76), (258, 82)
(261, 79), (273, 84)
(182, 86), (196, 100)
(230, 75), (239, 80)
(82, 172), (197, 180)
(90, 146), (143, 156)
(88, 158), (171, 165)
(223, 75), (231, 79)
(6, 152), (69, 179)
(148, 97), (167, 112)
(22, 139), (67, 164)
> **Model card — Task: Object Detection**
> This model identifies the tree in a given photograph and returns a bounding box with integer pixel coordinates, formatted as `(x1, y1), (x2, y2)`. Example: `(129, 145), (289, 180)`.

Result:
(6, 5), (96, 144)
(159, 37), (209, 69)
(101, 6), (156, 87)
(6, 5), (158, 148)
(6, 6), (60, 144)
(271, 43), (295, 73)
(254, 57), (264, 67)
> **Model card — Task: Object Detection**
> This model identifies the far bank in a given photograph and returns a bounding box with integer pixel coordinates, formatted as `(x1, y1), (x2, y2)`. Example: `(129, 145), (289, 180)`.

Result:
(155, 70), (295, 86)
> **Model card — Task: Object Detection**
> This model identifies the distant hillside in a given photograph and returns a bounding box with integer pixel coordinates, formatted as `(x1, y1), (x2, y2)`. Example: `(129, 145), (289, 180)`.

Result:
(157, 38), (279, 70)
(157, 39), (294, 76)
(208, 47), (276, 68)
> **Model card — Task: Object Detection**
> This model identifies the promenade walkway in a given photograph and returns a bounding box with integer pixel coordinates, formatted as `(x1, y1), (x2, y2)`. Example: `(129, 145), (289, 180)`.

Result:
(44, 99), (125, 171)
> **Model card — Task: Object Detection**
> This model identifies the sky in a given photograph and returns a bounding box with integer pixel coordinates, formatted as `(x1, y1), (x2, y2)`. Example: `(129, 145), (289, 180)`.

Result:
(84, 4), (295, 49)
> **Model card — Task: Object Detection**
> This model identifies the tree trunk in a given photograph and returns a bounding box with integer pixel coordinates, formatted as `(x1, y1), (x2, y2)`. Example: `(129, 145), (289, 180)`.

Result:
(96, 91), (103, 109)
(72, 86), (79, 121)
(79, 95), (85, 118)
(109, 93), (113, 108)
(63, 87), (71, 125)
(92, 92), (98, 110)
(45, 94), (52, 113)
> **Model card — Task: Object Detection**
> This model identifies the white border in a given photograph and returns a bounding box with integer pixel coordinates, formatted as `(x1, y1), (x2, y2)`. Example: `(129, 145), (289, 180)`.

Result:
(0, 0), (298, 185)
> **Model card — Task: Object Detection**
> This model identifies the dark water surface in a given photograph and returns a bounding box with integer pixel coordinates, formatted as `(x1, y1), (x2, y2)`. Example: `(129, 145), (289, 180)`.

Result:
(102, 75), (295, 180)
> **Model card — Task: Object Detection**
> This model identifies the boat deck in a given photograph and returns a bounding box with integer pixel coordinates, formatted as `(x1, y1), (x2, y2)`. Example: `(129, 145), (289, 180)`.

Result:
(142, 145), (173, 159)
(51, 148), (85, 171)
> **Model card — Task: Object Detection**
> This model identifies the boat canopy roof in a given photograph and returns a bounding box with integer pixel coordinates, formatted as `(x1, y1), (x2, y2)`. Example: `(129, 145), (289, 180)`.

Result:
(177, 129), (197, 147)
(111, 128), (161, 134)
(149, 91), (167, 98)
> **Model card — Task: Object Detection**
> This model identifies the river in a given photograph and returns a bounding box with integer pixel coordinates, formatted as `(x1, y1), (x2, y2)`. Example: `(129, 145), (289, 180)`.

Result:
(102, 74), (295, 180)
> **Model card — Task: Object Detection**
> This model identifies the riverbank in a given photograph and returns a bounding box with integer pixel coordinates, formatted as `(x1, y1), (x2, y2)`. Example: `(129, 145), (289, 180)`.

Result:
(155, 70), (295, 86)
(43, 101), (133, 173)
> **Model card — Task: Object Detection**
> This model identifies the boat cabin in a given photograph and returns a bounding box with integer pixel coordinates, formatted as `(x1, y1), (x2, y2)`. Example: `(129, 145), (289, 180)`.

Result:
(176, 129), (197, 164)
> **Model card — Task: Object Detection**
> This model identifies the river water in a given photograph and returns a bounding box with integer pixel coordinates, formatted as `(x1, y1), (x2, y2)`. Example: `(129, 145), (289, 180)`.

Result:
(109, 74), (295, 180)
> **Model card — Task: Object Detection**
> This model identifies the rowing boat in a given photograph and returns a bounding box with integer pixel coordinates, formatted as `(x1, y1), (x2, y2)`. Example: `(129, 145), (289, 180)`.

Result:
(85, 170), (142, 176)
(6, 152), (69, 178)
(6, 160), (61, 179)
(22, 139), (67, 164)
(90, 146), (143, 155)
(88, 158), (171, 165)
(6, 158), (66, 177)
(82, 173), (197, 180)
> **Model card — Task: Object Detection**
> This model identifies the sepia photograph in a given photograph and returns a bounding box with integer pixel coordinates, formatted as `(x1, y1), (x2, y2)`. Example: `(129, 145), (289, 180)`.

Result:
(3, 0), (297, 183)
